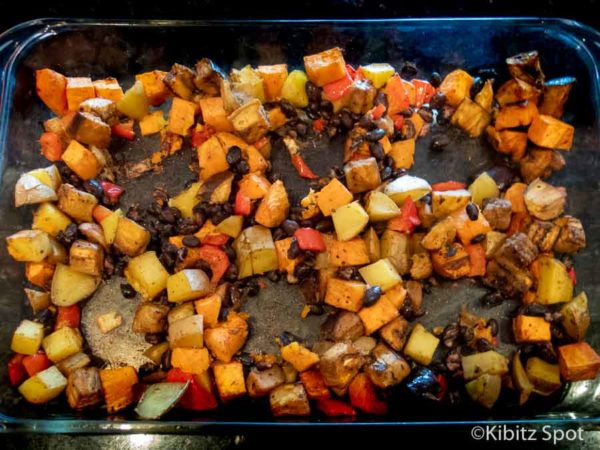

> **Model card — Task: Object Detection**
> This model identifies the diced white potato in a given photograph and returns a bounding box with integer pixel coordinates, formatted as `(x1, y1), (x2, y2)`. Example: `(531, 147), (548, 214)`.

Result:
(332, 201), (369, 241)
(11, 320), (45, 355)
(51, 264), (100, 306)
(167, 269), (211, 303)
(384, 175), (431, 205)
(18, 365), (67, 404)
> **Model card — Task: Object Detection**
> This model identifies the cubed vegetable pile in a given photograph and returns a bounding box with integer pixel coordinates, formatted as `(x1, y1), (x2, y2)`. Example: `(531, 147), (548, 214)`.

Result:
(4, 46), (598, 418)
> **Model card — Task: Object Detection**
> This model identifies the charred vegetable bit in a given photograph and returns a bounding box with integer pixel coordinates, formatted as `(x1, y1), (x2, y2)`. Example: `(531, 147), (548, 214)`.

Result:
(4, 46), (595, 420)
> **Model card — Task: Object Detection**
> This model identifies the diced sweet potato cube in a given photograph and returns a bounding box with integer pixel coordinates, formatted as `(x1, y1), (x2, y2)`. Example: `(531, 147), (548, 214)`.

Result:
(93, 78), (124, 103)
(66, 77), (95, 111)
(388, 139), (415, 169)
(213, 361), (246, 401)
(61, 140), (101, 180)
(135, 70), (169, 106)
(380, 284), (407, 309)
(495, 78), (540, 106)
(316, 178), (353, 217)
(527, 114), (574, 150)
(303, 47), (346, 87)
(494, 101), (538, 130)
(194, 291), (222, 328)
(257, 64), (289, 101)
(197, 135), (229, 180)
(199, 97), (233, 132)
(280, 342), (320, 372)
(329, 238), (370, 267)
(451, 98), (490, 137)
(513, 315), (551, 343)
(171, 347), (210, 374)
(25, 261), (55, 289)
(358, 297), (399, 335)
(439, 69), (473, 107)
(451, 208), (492, 246)
(299, 370), (330, 399)
(325, 278), (366, 312)
(431, 243), (471, 279)
(99, 366), (138, 413)
(167, 97), (197, 136)
(36, 69), (68, 116)
(557, 342), (600, 381)
(486, 126), (528, 160)
(275, 237), (298, 275)
(139, 111), (166, 136)
(379, 316), (410, 351)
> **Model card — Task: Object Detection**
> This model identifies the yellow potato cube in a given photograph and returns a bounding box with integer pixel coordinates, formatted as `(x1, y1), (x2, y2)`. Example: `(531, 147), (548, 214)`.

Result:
(167, 269), (211, 303)
(139, 111), (166, 136)
(32, 203), (72, 237)
(42, 327), (83, 363)
(11, 320), (44, 355)
(18, 366), (67, 404)
(403, 323), (439, 365)
(168, 314), (204, 348)
(197, 135), (229, 180)
(280, 70), (309, 108)
(332, 201), (369, 242)
(124, 251), (169, 300)
(359, 63), (395, 89)
(359, 258), (402, 293)
(6, 229), (52, 262)
(113, 217), (151, 257)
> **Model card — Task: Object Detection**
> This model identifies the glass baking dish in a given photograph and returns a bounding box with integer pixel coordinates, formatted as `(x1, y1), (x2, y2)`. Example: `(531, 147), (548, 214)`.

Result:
(0, 18), (600, 433)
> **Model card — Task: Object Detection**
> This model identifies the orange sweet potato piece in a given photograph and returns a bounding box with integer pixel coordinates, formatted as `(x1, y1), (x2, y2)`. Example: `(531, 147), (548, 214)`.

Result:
(25, 262), (55, 289)
(257, 64), (289, 101)
(135, 70), (169, 106)
(558, 342), (600, 381)
(167, 97), (197, 136)
(99, 366), (138, 413)
(451, 208), (492, 246)
(199, 97), (233, 132)
(504, 183), (527, 213)
(93, 78), (124, 103)
(36, 69), (68, 116)
(303, 48), (346, 87)
(513, 315), (551, 343)
(66, 77), (95, 111)
(527, 114), (574, 150)
(61, 140), (101, 180)
(494, 101), (538, 130)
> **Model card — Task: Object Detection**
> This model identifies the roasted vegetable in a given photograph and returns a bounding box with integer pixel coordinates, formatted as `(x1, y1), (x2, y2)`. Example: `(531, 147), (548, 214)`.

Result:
(316, 178), (354, 217)
(42, 326), (83, 363)
(124, 251), (169, 300)
(379, 316), (410, 351)
(462, 351), (509, 380)
(451, 98), (491, 137)
(431, 189), (471, 218)
(66, 77), (95, 111)
(536, 256), (573, 304)
(539, 76), (575, 118)
(384, 175), (431, 205)
(431, 243), (470, 279)
(332, 201), (369, 242)
(525, 357), (560, 396)
(19, 365), (68, 405)
(100, 366), (139, 413)
(281, 342), (320, 372)
(320, 311), (365, 342)
(66, 367), (103, 410)
(528, 114), (574, 150)
(171, 347), (210, 374)
(557, 342), (600, 381)
(135, 381), (189, 419)
(168, 314), (204, 348)
(69, 240), (103, 276)
(439, 69), (473, 107)
(269, 383), (310, 416)
(513, 315), (551, 343)
(51, 264), (100, 306)
(365, 343), (410, 388)
(560, 292), (590, 341)
(554, 215), (586, 253)
(6, 229), (52, 262)
(255, 180), (289, 228)
(403, 323), (439, 366)
(465, 374), (502, 409)
(204, 312), (248, 362)
(325, 278), (366, 312)
(132, 302), (169, 334)
(213, 361), (247, 401)
(319, 342), (363, 389)
(380, 230), (411, 274)
(11, 320), (44, 355)
(233, 225), (278, 278)
(344, 157), (381, 193)
(167, 269), (211, 302)
(358, 296), (399, 335)
(524, 179), (566, 220)
(247, 366), (285, 398)
(57, 183), (98, 223)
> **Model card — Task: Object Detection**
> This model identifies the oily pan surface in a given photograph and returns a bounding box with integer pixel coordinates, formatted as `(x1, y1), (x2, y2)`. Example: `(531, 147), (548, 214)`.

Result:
(0, 22), (599, 422)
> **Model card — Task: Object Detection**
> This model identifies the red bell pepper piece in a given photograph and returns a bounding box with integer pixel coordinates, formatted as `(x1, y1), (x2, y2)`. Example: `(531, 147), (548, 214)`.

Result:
(568, 267), (577, 285)
(197, 245), (230, 284)
(8, 354), (26, 386)
(166, 368), (218, 411)
(371, 103), (386, 120)
(191, 125), (216, 147)
(412, 79), (436, 108)
(100, 181), (125, 204)
(345, 64), (359, 80)
(317, 398), (356, 417)
(312, 118), (325, 133)
(294, 228), (326, 252)
(55, 305), (81, 330)
(435, 374), (448, 401)
(392, 114), (405, 131)
(323, 66), (356, 102)
(39, 132), (64, 162)
(291, 154), (318, 179)
(431, 181), (467, 191)
(200, 233), (229, 247)
(234, 191), (252, 216)
(299, 370), (330, 400)
(465, 243), (486, 277)
(111, 122), (135, 141)
(22, 352), (51, 377)
(387, 197), (421, 234)
(349, 373), (388, 414)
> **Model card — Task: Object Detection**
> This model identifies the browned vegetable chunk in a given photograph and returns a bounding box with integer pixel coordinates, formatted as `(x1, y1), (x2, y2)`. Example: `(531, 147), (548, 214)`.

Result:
(495, 78), (540, 106)
(57, 184), (98, 223)
(228, 98), (270, 143)
(69, 240), (104, 276)
(421, 217), (456, 251)
(66, 367), (103, 410)
(79, 98), (117, 124)
(482, 198), (512, 231)
(539, 77), (575, 118)
(557, 342), (600, 381)
(506, 51), (544, 86)
(406, 280), (423, 315)
(246, 366), (285, 398)
(527, 114), (574, 150)
(431, 243), (471, 279)
(494, 232), (538, 271)
(365, 342), (410, 388)
(343, 157), (381, 193)
(486, 126), (528, 160)
(164, 63), (195, 100)
(132, 302), (169, 334)
(319, 342), (364, 389)
(527, 220), (560, 253)
(254, 180), (289, 228)
(66, 112), (111, 149)
(410, 252), (433, 280)
(494, 101), (538, 130)
(204, 311), (248, 363)
(553, 216), (586, 253)
(519, 147), (565, 182)
(194, 58), (223, 96)
(379, 316), (410, 351)
(320, 311), (365, 341)
(524, 179), (566, 220)
(269, 383), (310, 417)
(451, 98), (491, 137)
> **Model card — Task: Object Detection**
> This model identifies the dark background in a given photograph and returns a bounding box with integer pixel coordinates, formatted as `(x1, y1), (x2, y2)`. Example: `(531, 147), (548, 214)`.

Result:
(1, 1), (600, 448)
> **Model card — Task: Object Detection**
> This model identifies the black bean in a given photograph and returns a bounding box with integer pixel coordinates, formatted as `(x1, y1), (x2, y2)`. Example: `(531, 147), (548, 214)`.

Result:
(308, 101), (320, 114)
(400, 61), (418, 79)
(310, 304), (325, 315)
(470, 234), (485, 244)
(369, 141), (385, 161)
(287, 237), (301, 259)
(176, 247), (188, 262)
(296, 122), (308, 136)
(429, 92), (446, 110)
(442, 323), (460, 348)
(236, 159), (250, 175)
(466, 203), (479, 221)
(120, 283), (137, 299)
(480, 291), (504, 307)
(446, 244), (457, 257)
(279, 331), (303, 346)
(223, 245), (236, 261)
(487, 318), (499, 337)
(305, 81), (321, 103)
(246, 280), (260, 297)
(320, 101), (333, 114)
(430, 133), (449, 152)
(147, 202), (163, 217)
(340, 110), (353, 129)
(282, 219), (300, 236)
(144, 333), (164, 345)
(280, 99), (297, 118)
(224, 264), (238, 282)
(363, 286), (382, 307)
(374, 91), (388, 108)
(294, 264), (313, 280)
(402, 120), (416, 139)
(365, 128), (386, 142)
(160, 207), (178, 224)
(487, 166), (515, 190)
(273, 228), (287, 241)
(418, 109), (433, 124)
(476, 338), (493, 352)
(380, 166), (393, 181)
(551, 324), (565, 340)
(459, 325), (474, 343)
(182, 235), (200, 248)
(470, 77), (484, 98)
(429, 72), (442, 88)
(266, 271), (280, 282)
(56, 223), (78, 247)
(401, 298), (416, 321)
(83, 179), (104, 199)
(359, 114), (374, 130)
(519, 303), (550, 317)
(226, 145), (242, 165)
(315, 218), (333, 233)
